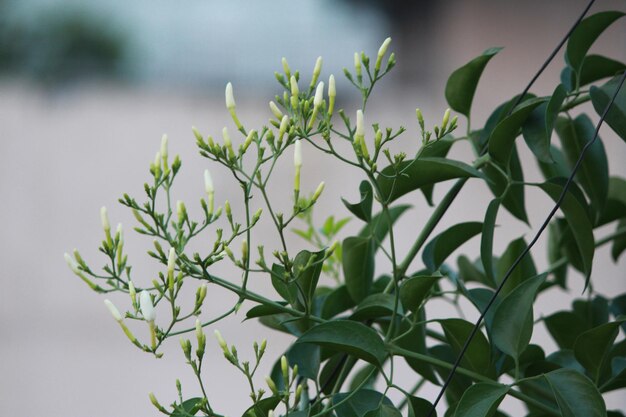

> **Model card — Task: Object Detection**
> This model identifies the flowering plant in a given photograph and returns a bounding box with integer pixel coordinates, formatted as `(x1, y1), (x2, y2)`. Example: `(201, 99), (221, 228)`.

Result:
(67, 6), (626, 417)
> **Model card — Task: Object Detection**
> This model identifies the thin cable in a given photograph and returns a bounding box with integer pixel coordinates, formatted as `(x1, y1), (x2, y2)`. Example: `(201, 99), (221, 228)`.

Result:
(427, 1), (612, 413)
(428, 69), (625, 417)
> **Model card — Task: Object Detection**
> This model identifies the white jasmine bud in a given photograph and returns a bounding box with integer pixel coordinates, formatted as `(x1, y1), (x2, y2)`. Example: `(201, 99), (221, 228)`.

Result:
(376, 37), (392, 71)
(204, 169), (214, 194)
(140, 291), (156, 322)
(355, 110), (365, 139)
(310, 56), (323, 88)
(265, 376), (279, 395)
(269, 101), (283, 120)
(354, 52), (362, 78)
(312, 181), (325, 202)
(100, 206), (110, 233)
(225, 82), (236, 110)
(176, 200), (186, 221)
(290, 76), (299, 97)
(222, 127), (236, 159)
(195, 318), (203, 340)
(252, 207), (263, 225)
(313, 82), (324, 109)
(104, 299), (123, 322)
(441, 108), (451, 132)
(128, 281), (137, 306)
(328, 74), (336, 115)
(241, 239), (248, 263)
(64, 253), (79, 273)
(375, 129), (383, 149)
(149, 393), (166, 413)
(192, 126), (202, 142)
(242, 129), (255, 152)
(160, 134), (168, 158)
(214, 329), (228, 352)
(153, 151), (161, 176)
(294, 140), (303, 168)
(167, 247), (176, 275)
(278, 115), (289, 143)
(281, 57), (291, 78)
(281, 355), (289, 382)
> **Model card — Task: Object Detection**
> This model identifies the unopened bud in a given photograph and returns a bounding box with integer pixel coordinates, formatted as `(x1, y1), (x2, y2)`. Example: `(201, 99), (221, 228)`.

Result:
(279, 115), (289, 141)
(149, 392), (166, 413)
(252, 208), (263, 225)
(140, 291), (156, 322)
(180, 337), (192, 359)
(416, 108), (425, 130)
(312, 181), (325, 202)
(104, 299), (123, 322)
(281, 355), (289, 382)
(376, 37), (392, 71)
(176, 200), (186, 222)
(269, 101), (283, 120)
(281, 57), (291, 78)
(310, 56), (323, 88)
(222, 127), (236, 159)
(294, 140), (303, 168)
(290, 75), (299, 97)
(375, 129), (383, 149)
(100, 206), (111, 233)
(355, 109), (365, 139)
(64, 253), (80, 274)
(441, 108), (451, 132)
(265, 376), (279, 395)
(192, 126), (202, 142)
(225, 82), (236, 110)
(204, 169), (214, 194)
(160, 134), (169, 159)
(167, 247), (176, 275)
(214, 329), (228, 352)
(152, 152), (161, 176)
(128, 281), (137, 306)
(241, 239), (248, 263)
(313, 82), (324, 109)
(354, 52), (362, 78)
(243, 129), (255, 152)
(328, 74), (336, 115)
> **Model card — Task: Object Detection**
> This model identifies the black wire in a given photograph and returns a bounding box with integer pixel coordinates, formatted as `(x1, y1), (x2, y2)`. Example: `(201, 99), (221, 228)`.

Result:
(426, 1), (623, 415)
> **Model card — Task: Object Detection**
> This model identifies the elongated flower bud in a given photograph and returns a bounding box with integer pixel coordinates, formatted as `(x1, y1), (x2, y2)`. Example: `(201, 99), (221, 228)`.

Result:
(176, 200), (186, 222)
(64, 253), (79, 273)
(167, 248), (176, 275)
(242, 129), (255, 152)
(265, 376), (279, 395)
(204, 169), (214, 194)
(312, 181), (325, 202)
(225, 82), (236, 110)
(355, 110), (365, 139)
(140, 291), (156, 322)
(376, 37), (392, 71)
(281, 355), (289, 382)
(354, 52), (362, 78)
(294, 140), (303, 168)
(313, 82), (324, 109)
(441, 108), (451, 132)
(160, 134), (168, 159)
(269, 101), (283, 119)
(290, 76), (299, 97)
(310, 56), (323, 88)
(328, 74), (336, 115)
(278, 115), (289, 142)
(128, 281), (137, 306)
(100, 206), (110, 233)
(222, 127), (236, 159)
(281, 57), (291, 78)
(104, 299), (123, 322)
(214, 329), (228, 353)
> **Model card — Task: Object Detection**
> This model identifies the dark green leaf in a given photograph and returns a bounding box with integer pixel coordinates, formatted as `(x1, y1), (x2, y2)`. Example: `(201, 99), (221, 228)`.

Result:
(270, 263), (298, 306)
(574, 320), (626, 384)
(555, 114), (609, 220)
(495, 237), (537, 297)
(171, 398), (203, 417)
(544, 368), (607, 417)
(522, 85), (567, 162)
(348, 363), (378, 391)
(241, 396), (281, 417)
(481, 199), (500, 285)
(418, 137), (455, 205)
(351, 293), (399, 321)
(439, 318), (495, 378)
(333, 390), (393, 417)
(292, 249), (325, 308)
(399, 275), (441, 313)
(429, 344), (473, 403)
(246, 303), (288, 320)
(538, 181), (595, 285)
(342, 237), (375, 303)
(547, 221), (568, 288)
(573, 296), (610, 328)
(488, 98), (545, 167)
(286, 342), (320, 380)
(359, 205), (411, 248)
(455, 382), (508, 417)
(320, 285), (355, 319)
(422, 222), (483, 271)
(612, 219), (626, 261)
(364, 404), (402, 417)
(590, 74), (626, 143)
(482, 147), (529, 223)
(406, 395), (436, 417)
(445, 47), (503, 117)
(546, 349), (585, 374)
(396, 311), (440, 384)
(457, 255), (492, 287)
(537, 145), (570, 181)
(296, 320), (386, 366)
(492, 275), (546, 361)
(565, 11), (625, 77)
(598, 177), (626, 226)
(342, 181), (373, 222)
(610, 293), (626, 332)
(564, 55), (626, 89)
(377, 157), (482, 203)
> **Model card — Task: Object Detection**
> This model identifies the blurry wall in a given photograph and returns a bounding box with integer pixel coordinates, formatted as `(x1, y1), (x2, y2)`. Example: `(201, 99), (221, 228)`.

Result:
(1, 1), (625, 416)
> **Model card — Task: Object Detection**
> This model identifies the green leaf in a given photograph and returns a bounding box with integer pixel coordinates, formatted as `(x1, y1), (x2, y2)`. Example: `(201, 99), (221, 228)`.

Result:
(555, 114), (609, 221)
(351, 293), (399, 321)
(522, 85), (567, 163)
(538, 181), (595, 285)
(171, 398), (203, 417)
(495, 237), (537, 297)
(483, 146), (529, 223)
(407, 395), (436, 417)
(333, 389), (393, 417)
(396, 311), (440, 384)
(591, 74), (626, 143)
(399, 275), (441, 313)
(292, 249), (325, 309)
(320, 285), (355, 319)
(598, 177), (626, 226)
(342, 180), (373, 222)
(364, 404), (402, 417)
(377, 157), (482, 203)
(270, 263), (299, 307)
(422, 222), (483, 271)
(610, 294), (626, 332)
(285, 342), (320, 380)
(565, 11), (625, 77)
(246, 303), (288, 319)
(241, 396), (281, 417)
(612, 219), (626, 261)
(359, 205), (411, 249)
(488, 98), (546, 167)
(342, 236), (375, 303)
(492, 275), (546, 362)
(296, 320), (386, 366)
(543, 313), (582, 350)
(538, 145), (570, 181)
(563, 55), (626, 90)
(544, 369), (607, 417)
(454, 382), (508, 417)
(574, 320), (626, 384)
(457, 255), (493, 288)
(481, 199), (500, 285)
(419, 137), (455, 205)
(439, 318), (495, 378)
(445, 47), (503, 117)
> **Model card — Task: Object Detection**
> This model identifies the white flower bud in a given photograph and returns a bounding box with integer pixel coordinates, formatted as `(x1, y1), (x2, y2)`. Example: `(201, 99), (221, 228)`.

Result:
(64, 253), (79, 273)
(312, 181), (325, 202)
(281, 57), (291, 77)
(243, 129), (255, 152)
(281, 355), (289, 381)
(269, 101), (283, 119)
(167, 247), (176, 274)
(355, 110), (365, 138)
(313, 82), (324, 108)
(160, 134), (168, 158)
(441, 108), (451, 132)
(104, 299), (123, 322)
(294, 140), (302, 168)
(312, 56), (323, 79)
(279, 115), (289, 139)
(377, 37), (392, 60)
(176, 200), (186, 221)
(214, 329), (228, 352)
(225, 82), (236, 110)
(204, 169), (214, 194)
(100, 206), (110, 232)
(128, 280), (136, 305)
(290, 75), (299, 97)
(354, 52), (362, 77)
(195, 318), (203, 339)
(140, 291), (156, 322)
(222, 127), (232, 148)
(328, 75), (336, 98)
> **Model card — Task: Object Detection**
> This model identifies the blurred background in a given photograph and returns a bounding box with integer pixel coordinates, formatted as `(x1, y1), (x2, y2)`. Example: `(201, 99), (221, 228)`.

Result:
(1, 0), (625, 416)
